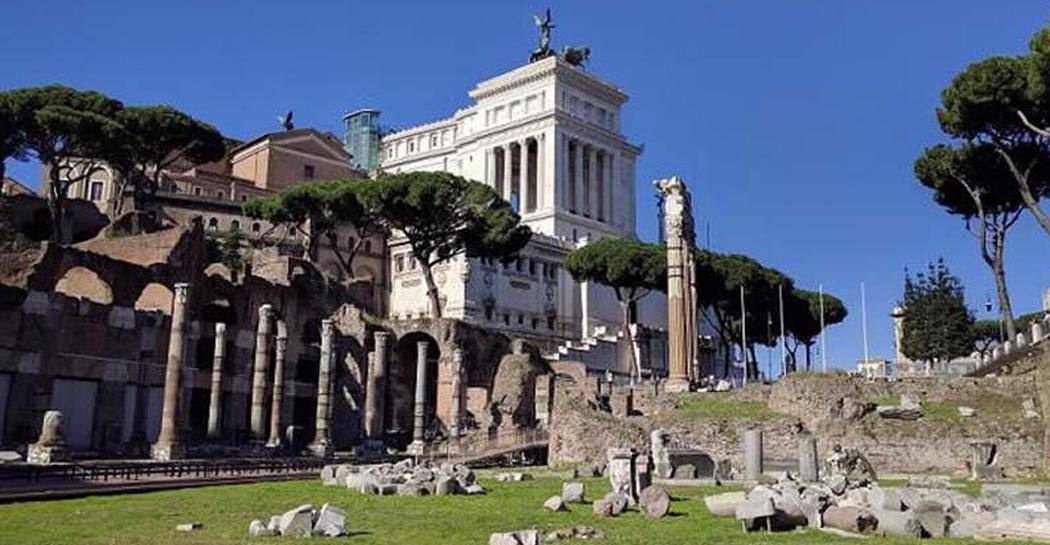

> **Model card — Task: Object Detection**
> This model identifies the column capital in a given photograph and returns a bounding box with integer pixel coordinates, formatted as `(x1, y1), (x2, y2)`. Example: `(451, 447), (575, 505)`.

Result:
(321, 318), (336, 338)
(215, 322), (226, 336)
(374, 331), (390, 349)
(258, 303), (273, 321)
(275, 319), (288, 340)
(173, 283), (191, 303)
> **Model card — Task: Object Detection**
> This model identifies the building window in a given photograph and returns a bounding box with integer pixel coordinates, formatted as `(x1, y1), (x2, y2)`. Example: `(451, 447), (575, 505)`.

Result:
(89, 181), (104, 201)
(365, 240), (372, 253)
(304, 165), (315, 179)
(252, 222), (261, 233)
(170, 183), (179, 193)
(485, 305), (494, 321)
(395, 255), (405, 273)
(217, 190), (225, 199)
(231, 220), (240, 231)
(529, 259), (537, 276)
(207, 218), (218, 231)
(531, 318), (539, 330)
(517, 314), (524, 325)
(547, 317), (556, 330)
(193, 186), (202, 196)
(430, 134), (439, 148)
(241, 195), (248, 202)
(503, 314), (510, 325)
(408, 140), (415, 153)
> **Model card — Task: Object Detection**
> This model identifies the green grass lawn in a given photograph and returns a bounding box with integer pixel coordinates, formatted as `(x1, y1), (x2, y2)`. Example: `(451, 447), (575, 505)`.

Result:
(0, 475), (1013, 545)
(669, 393), (786, 422)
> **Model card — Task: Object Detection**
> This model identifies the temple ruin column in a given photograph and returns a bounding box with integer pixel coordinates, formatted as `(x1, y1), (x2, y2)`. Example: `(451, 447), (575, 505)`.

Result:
(206, 322), (226, 440)
(249, 304), (273, 441)
(798, 434), (819, 482)
(520, 138), (531, 214)
(266, 320), (288, 448)
(744, 428), (763, 481)
(151, 282), (190, 461)
(309, 319), (335, 456)
(448, 348), (465, 438)
(573, 140), (584, 214)
(503, 143), (514, 202)
(657, 177), (697, 392)
(580, 274), (591, 339)
(364, 331), (389, 442)
(408, 340), (429, 454)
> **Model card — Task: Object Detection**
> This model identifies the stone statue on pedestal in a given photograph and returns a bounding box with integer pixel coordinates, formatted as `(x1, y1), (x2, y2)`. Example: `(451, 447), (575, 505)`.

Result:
(27, 410), (73, 464)
(530, 9), (556, 62)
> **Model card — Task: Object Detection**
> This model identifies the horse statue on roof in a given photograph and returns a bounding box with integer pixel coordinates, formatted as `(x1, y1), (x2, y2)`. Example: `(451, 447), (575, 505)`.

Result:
(561, 46), (590, 69)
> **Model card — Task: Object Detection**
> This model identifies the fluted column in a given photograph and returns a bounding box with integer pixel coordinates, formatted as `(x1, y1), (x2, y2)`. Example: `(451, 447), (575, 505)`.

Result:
(151, 282), (190, 460)
(558, 134), (569, 210)
(503, 143), (514, 202)
(606, 151), (616, 226)
(309, 319), (336, 456)
(365, 331), (389, 441)
(449, 349), (465, 438)
(266, 320), (288, 448)
(408, 340), (429, 454)
(520, 138), (531, 214)
(206, 322), (226, 439)
(588, 146), (599, 219)
(249, 304), (273, 441)
(573, 140), (584, 214)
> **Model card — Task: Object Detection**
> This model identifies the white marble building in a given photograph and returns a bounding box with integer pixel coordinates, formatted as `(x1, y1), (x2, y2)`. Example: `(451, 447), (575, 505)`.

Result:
(379, 55), (668, 354)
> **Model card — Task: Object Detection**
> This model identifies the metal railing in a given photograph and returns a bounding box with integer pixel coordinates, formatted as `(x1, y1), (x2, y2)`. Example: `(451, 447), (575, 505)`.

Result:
(421, 428), (549, 462)
(0, 457), (332, 486)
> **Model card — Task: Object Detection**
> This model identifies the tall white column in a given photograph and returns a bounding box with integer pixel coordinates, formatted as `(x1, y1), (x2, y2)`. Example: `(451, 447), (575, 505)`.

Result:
(588, 146), (599, 219)
(503, 143), (514, 202)
(408, 341), (429, 454)
(486, 148), (496, 189)
(309, 319), (335, 456)
(573, 140), (584, 215)
(580, 279), (591, 339)
(558, 133), (568, 211)
(539, 131), (550, 210)
(604, 151), (614, 225)
(249, 304), (273, 441)
(206, 322), (226, 440)
(520, 138), (531, 214)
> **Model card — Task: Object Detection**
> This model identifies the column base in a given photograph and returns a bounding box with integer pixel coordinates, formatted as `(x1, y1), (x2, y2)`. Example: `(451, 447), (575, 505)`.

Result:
(406, 440), (426, 456)
(664, 377), (691, 393)
(265, 438), (286, 450)
(356, 439), (386, 458)
(27, 443), (72, 465)
(308, 441), (333, 458)
(150, 441), (186, 461)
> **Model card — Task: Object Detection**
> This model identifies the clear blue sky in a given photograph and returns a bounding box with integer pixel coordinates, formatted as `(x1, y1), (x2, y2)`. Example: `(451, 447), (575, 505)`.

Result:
(2, 1), (1048, 369)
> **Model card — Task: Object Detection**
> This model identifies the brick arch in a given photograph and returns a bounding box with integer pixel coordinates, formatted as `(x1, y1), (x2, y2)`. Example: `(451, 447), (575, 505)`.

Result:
(54, 266), (113, 305)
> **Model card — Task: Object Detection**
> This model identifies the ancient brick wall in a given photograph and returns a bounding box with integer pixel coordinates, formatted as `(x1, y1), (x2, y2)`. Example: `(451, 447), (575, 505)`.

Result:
(549, 374), (1045, 477)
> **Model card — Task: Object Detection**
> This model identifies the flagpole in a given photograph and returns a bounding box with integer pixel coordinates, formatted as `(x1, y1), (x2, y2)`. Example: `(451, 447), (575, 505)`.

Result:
(819, 284), (827, 373)
(778, 283), (786, 376)
(861, 281), (870, 365)
(740, 285), (747, 386)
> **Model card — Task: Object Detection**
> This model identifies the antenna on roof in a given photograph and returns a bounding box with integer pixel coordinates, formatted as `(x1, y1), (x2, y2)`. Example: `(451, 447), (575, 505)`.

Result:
(277, 111), (295, 131)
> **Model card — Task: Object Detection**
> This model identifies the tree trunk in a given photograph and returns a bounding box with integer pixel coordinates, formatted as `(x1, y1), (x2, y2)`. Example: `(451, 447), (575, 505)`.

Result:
(805, 343), (813, 372)
(621, 300), (640, 384)
(990, 230), (1017, 341)
(420, 263), (442, 318)
(996, 146), (1050, 238)
(47, 166), (65, 244)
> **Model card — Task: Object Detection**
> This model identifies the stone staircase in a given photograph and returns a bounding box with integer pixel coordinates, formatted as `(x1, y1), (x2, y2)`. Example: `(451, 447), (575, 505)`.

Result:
(969, 315), (1050, 377)
(543, 325), (624, 372)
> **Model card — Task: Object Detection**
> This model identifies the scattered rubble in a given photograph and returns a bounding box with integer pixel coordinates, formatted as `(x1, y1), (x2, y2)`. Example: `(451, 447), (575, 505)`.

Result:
(489, 529), (541, 545)
(876, 395), (923, 420)
(320, 459), (482, 496)
(958, 406), (976, 418)
(543, 496), (567, 512)
(174, 523), (201, 532)
(496, 472), (534, 482)
(561, 482), (585, 503)
(249, 503), (347, 538)
(709, 447), (1050, 540)
(545, 526), (605, 541)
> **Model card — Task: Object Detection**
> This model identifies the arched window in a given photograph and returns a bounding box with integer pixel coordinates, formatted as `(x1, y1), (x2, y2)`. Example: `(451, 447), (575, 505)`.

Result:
(194, 187), (202, 196)
(252, 222), (261, 233)
(364, 239), (372, 253)
(231, 220), (240, 231)
(208, 218), (218, 231)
